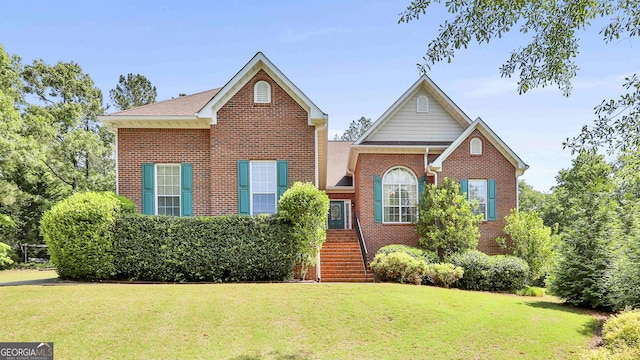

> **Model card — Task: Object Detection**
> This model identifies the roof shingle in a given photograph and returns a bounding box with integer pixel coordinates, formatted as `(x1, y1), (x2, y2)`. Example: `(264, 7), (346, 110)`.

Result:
(108, 88), (221, 116)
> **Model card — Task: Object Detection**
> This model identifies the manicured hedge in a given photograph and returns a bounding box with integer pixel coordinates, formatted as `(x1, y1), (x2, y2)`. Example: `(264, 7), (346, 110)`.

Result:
(376, 244), (439, 264)
(449, 250), (530, 292)
(41, 192), (136, 280)
(112, 214), (298, 282)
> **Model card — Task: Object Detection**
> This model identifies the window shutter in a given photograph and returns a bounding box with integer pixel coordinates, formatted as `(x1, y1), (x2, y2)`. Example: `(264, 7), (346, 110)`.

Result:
(459, 179), (469, 200)
(418, 175), (426, 203)
(276, 160), (288, 200)
(238, 160), (250, 215)
(374, 175), (382, 223)
(181, 163), (193, 216)
(487, 179), (497, 220)
(142, 163), (155, 215)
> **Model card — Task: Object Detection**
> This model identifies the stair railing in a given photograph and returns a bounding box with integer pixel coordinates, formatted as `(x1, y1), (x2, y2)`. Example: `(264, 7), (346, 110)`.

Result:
(353, 211), (368, 274)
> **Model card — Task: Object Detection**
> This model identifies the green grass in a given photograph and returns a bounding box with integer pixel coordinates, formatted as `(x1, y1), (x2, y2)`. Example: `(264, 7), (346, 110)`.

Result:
(1, 282), (597, 359)
(0, 269), (57, 282)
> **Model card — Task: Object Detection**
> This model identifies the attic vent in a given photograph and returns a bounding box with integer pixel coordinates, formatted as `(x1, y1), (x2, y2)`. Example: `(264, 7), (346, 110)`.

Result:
(254, 81), (271, 104)
(470, 137), (483, 155)
(417, 95), (429, 112)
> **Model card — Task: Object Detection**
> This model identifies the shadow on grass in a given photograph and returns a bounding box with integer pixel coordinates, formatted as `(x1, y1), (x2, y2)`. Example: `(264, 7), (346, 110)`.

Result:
(523, 300), (607, 337)
(0, 278), (60, 287)
(229, 351), (313, 360)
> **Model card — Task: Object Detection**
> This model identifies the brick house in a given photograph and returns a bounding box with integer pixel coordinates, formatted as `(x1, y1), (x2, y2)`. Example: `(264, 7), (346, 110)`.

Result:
(99, 52), (527, 282)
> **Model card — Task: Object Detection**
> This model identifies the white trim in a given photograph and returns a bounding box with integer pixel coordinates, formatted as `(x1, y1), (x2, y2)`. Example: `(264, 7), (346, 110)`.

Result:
(154, 164), (181, 216)
(249, 160), (277, 215)
(430, 117), (528, 175)
(381, 166), (418, 224)
(468, 179), (488, 220)
(347, 145), (432, 176)
(196, 52), (327, 125)
(315, 122), (327, 188)
(354, 74), (473, 145)
(328, 199), (352, 229)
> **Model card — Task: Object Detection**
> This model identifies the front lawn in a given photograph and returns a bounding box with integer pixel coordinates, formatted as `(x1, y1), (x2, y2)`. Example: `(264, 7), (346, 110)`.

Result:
(0, 269), (57, 283)
(1, 282), (597, 359)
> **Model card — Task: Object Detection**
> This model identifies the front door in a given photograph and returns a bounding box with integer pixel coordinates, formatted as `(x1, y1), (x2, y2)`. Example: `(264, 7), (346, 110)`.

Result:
(328, 201), (345, 229)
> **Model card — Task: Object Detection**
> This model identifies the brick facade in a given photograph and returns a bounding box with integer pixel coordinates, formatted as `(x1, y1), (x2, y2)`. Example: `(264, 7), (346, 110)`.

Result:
(117, 70), (316, 216)
(118, 128), (211, 215)
(354, 153), (425, 260)
(439, 130), (516, 254)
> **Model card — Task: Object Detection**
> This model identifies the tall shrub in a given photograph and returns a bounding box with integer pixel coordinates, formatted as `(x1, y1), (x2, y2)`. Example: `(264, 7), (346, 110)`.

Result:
(497, 209), (559, 281)
(278, 182), (329, 280)
(40, 192), (136, 280)
(607, 203), (640, 311)
(416, 177), (481, 258)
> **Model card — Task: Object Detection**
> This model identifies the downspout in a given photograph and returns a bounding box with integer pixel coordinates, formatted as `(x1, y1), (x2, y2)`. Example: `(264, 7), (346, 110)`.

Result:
(115, 129), (119, 194)
(424, 147), (438, 185)
(314, 120), (327, 282)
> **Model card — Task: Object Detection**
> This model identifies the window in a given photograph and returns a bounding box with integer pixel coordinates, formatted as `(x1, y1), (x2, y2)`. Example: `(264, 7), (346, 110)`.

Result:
(251, 161), (276, 214)
(383, 167), (418, 223)
(417, 95), (429, 112)
(156, 164), (181, 216)
(468, 179), (487, 220)
(254, 80), (271, 103)
(470, 137), (483, 155)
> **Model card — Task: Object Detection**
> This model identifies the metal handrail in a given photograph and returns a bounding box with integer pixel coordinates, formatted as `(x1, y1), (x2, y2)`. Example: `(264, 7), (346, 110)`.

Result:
(353, 211), (368, 273)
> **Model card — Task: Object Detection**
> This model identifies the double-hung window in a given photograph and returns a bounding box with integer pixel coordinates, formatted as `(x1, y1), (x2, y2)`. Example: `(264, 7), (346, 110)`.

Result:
(468, 179), (487, 220)
(250, 161), (277, 215)
(156, 164), (181, 216)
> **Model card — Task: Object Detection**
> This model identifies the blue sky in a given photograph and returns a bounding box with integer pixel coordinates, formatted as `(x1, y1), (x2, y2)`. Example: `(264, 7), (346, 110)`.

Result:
(2, 1), (638, 191)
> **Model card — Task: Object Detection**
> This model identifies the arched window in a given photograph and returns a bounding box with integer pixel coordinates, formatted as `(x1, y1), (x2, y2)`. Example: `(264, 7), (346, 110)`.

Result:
(383, 167), (418, 223)
(254, 80), (271, 103)
(417, 95), (429, 112)
(470, 137), (483, 155)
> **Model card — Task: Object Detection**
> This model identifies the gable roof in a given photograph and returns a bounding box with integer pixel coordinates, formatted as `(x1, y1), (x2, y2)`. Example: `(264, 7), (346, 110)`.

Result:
(108, 88), (221, 117)
(354, 74), (473, 145)
(197, 52), (327, 125)
(430, 117), (529, 175)
(326, 141), (354, 188)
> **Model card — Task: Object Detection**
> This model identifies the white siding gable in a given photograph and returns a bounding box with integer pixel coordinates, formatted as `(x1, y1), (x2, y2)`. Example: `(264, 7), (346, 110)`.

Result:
(366, 89), (465, 142)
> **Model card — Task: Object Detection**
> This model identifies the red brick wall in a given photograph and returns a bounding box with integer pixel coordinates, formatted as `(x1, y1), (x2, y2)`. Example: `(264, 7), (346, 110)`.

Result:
(439, 130), (517, 254)
(117, 128), (211, 215)
(210, 69), (315, 214)
(354, 153), (425, 260)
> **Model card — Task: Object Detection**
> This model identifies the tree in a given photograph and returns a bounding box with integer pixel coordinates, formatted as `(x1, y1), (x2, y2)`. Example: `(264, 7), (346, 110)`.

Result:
(607, 203), (640, 310)
(416, 177), (481, 258)
(22, 59), (115, 192)
(109, 73), (157, 111)
(277, 182), (330, 280)
(399, 1), (639, 156)
(497, 209), (559, 281)
(546, 152), (617, 309)
(518, 180), (548, 214)
(333, 116), (372, 141)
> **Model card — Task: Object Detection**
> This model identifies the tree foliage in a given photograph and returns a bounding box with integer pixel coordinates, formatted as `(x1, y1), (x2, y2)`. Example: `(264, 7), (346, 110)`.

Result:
(277, 182), (330, 280)
(333, 116), (372, 141)
(416, 177), (481, 258)
(497, 209), (559, 281)
(547, 152), (617, 309)
(109, 73), (157, 111)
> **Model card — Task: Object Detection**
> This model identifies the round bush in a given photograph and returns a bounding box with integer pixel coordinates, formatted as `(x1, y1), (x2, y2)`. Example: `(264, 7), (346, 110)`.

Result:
(603, 309), (640, 349)
(376, 244), (439, 264)
(41, 192), (136, 280)
(370, 252), (427, 284)
(450, 250), (530, 292)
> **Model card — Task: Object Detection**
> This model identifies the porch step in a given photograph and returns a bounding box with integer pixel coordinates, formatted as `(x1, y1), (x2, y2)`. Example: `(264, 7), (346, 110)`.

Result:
(320, 230), (372, 282)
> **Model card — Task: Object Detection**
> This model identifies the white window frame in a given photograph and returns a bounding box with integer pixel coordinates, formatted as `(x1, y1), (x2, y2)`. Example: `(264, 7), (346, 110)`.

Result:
(417, 95), (429, 113)
(468, 179), (488, 220)
(254, 80), (271, 104)
(470, 137), (483, 155)
(249, 160), (277, 215)
(382, 167), (418, 224)
(155, 164), (181, 216)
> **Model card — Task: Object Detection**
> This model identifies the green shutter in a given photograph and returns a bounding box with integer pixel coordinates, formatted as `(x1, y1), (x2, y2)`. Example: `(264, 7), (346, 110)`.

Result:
(276, 160), (288, 200)
(181, 163), (193, 216)
(487, 179), (497, 220)
(459, 179), (469, 200)
(418, 175), (426, 203)
(142, 163), (155, 215)
(238, 160), (250, 215)
(374, 175), (382, 223)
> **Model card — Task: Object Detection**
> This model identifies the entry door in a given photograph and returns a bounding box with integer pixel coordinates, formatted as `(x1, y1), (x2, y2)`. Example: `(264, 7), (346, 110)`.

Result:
(328, 201), (345, 229)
